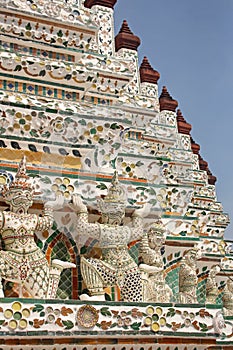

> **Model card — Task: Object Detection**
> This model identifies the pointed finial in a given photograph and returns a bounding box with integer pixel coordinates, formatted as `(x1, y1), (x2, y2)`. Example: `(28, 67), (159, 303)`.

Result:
(2, 156), (34, 198)
(140, 56), (160, 84)
(190, 137), (200, 155)
(84, 0), (117, 9)
(15, 155), (29, 180)
(198, 155), (208, 171)
(176, 109), (192, 135)
(104, 171), (126, 203)
(207, 169), (217, 185)
(119, 20), (133, 35)
(159, 86), (178, 112)
(115, 20), (141, 52)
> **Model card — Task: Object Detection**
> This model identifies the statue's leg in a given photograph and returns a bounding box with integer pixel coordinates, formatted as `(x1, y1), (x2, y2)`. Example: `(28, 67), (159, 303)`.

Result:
(139, 268), (151, 302)
(81, 257), (105, 296)
(0, 255), (19, 297)
(121, 268), (142, 302)
(24, 263), (50, 299)
(46, 259), (76, 299)
(81, 257), (116, 297)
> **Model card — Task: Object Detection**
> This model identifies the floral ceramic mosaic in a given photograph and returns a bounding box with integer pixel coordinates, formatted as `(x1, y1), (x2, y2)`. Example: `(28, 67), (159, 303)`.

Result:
(0, 300), (229, 336)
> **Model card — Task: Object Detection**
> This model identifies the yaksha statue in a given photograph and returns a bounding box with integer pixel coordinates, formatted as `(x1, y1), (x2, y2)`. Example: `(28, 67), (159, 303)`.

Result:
(139, 220), (172, 303)
(222, 277), (233, 316)
(178, 248), (200, 303)
(71, 171), (148, 302)
(0, 156), (75, 299)
(205, 265), (220, 304)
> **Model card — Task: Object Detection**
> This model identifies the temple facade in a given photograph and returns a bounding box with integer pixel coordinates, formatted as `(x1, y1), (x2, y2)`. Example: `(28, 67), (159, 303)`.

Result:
(0, 0), (232, 349)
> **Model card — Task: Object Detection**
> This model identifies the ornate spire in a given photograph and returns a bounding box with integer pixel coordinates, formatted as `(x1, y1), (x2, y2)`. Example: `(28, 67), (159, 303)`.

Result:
(139, 56), (160, 84)
(84, 0), (117, 9)
(159, 86), (178, 112)
(104, 171), (126, 203)
(176, 109), (192, 135)
(115, 20), (141, 52)
(190, 137), (200, 155)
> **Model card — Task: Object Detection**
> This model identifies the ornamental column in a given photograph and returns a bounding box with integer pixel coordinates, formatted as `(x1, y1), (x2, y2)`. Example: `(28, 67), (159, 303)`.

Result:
(84, 0), (117, 56)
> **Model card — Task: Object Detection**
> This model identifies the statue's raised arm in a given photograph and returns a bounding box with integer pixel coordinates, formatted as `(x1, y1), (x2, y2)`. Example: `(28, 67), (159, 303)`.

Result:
(69, 194), (100, 239)
(36, 194), (65, 234)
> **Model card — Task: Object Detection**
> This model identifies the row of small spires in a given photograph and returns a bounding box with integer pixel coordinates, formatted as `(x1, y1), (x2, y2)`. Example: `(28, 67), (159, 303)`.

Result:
(83, 0), (216, 185)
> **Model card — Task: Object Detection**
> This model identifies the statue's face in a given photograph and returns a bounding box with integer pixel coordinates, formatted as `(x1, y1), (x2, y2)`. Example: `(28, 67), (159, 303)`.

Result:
(148, 229), (165, 249)
(100, 201), (125, 225)
(5, 188), (33, 213)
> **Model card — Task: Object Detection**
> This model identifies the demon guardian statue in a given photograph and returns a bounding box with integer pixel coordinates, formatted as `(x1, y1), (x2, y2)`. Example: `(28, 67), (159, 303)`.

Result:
(71, 171), (149, 302)
(0, 156), (75, 299)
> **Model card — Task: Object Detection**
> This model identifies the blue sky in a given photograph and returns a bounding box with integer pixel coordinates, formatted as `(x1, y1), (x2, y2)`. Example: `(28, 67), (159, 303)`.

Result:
(114, 0), (233, 239)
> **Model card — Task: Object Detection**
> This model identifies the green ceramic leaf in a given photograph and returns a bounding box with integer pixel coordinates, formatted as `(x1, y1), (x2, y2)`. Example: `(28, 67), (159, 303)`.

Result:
(32, 304), (44, 313)
(135, 161), (144, 167)
(166, 308), (175, 317)
(30, 129), (39, 137)
(130, 322), (141, 330)
(14, 65), (22, 72)
(39, 70), (46, 77)
(57, 30), (63, 37)
(112, 143), (121, 150)
(128, 199), (137, 205)
(110, 322), (117, 328)
(100, 307), (111, 317)
(96, 183), (107, 190)
(40, 176), (52, 184)
(62, 320), (74, 329)
(110, 123), (119, 130)
(25, 22), (32, 30)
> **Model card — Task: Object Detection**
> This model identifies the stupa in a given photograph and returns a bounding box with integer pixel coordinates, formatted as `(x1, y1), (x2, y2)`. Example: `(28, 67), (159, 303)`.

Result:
(0, 0), (232, 349)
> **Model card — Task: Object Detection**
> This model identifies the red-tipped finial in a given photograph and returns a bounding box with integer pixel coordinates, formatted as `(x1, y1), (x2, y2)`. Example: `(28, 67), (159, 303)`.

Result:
(207, 169), (217, 185)
(190, 137), (200, 155)
(84, 0), (117, 9)
(139, 56), (160, 84)
(115, 20), (141, 52)
(176, 109), (192, 135)
(159, 86), (178, 112)
(198, 155), (208, 171)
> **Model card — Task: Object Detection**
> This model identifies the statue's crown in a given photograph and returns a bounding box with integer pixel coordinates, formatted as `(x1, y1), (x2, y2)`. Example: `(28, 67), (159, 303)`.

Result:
(104, 171), (126, 203)
(149, 219), (166, 235)
(2, 156), (34, 197)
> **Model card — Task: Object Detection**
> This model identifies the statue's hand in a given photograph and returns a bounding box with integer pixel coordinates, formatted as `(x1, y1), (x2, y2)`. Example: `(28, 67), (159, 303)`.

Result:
(133, 202), (152, 218)
(45, 195), (64, 210)
(69, 194), (87, 213)
(139, 263), (162, 273)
